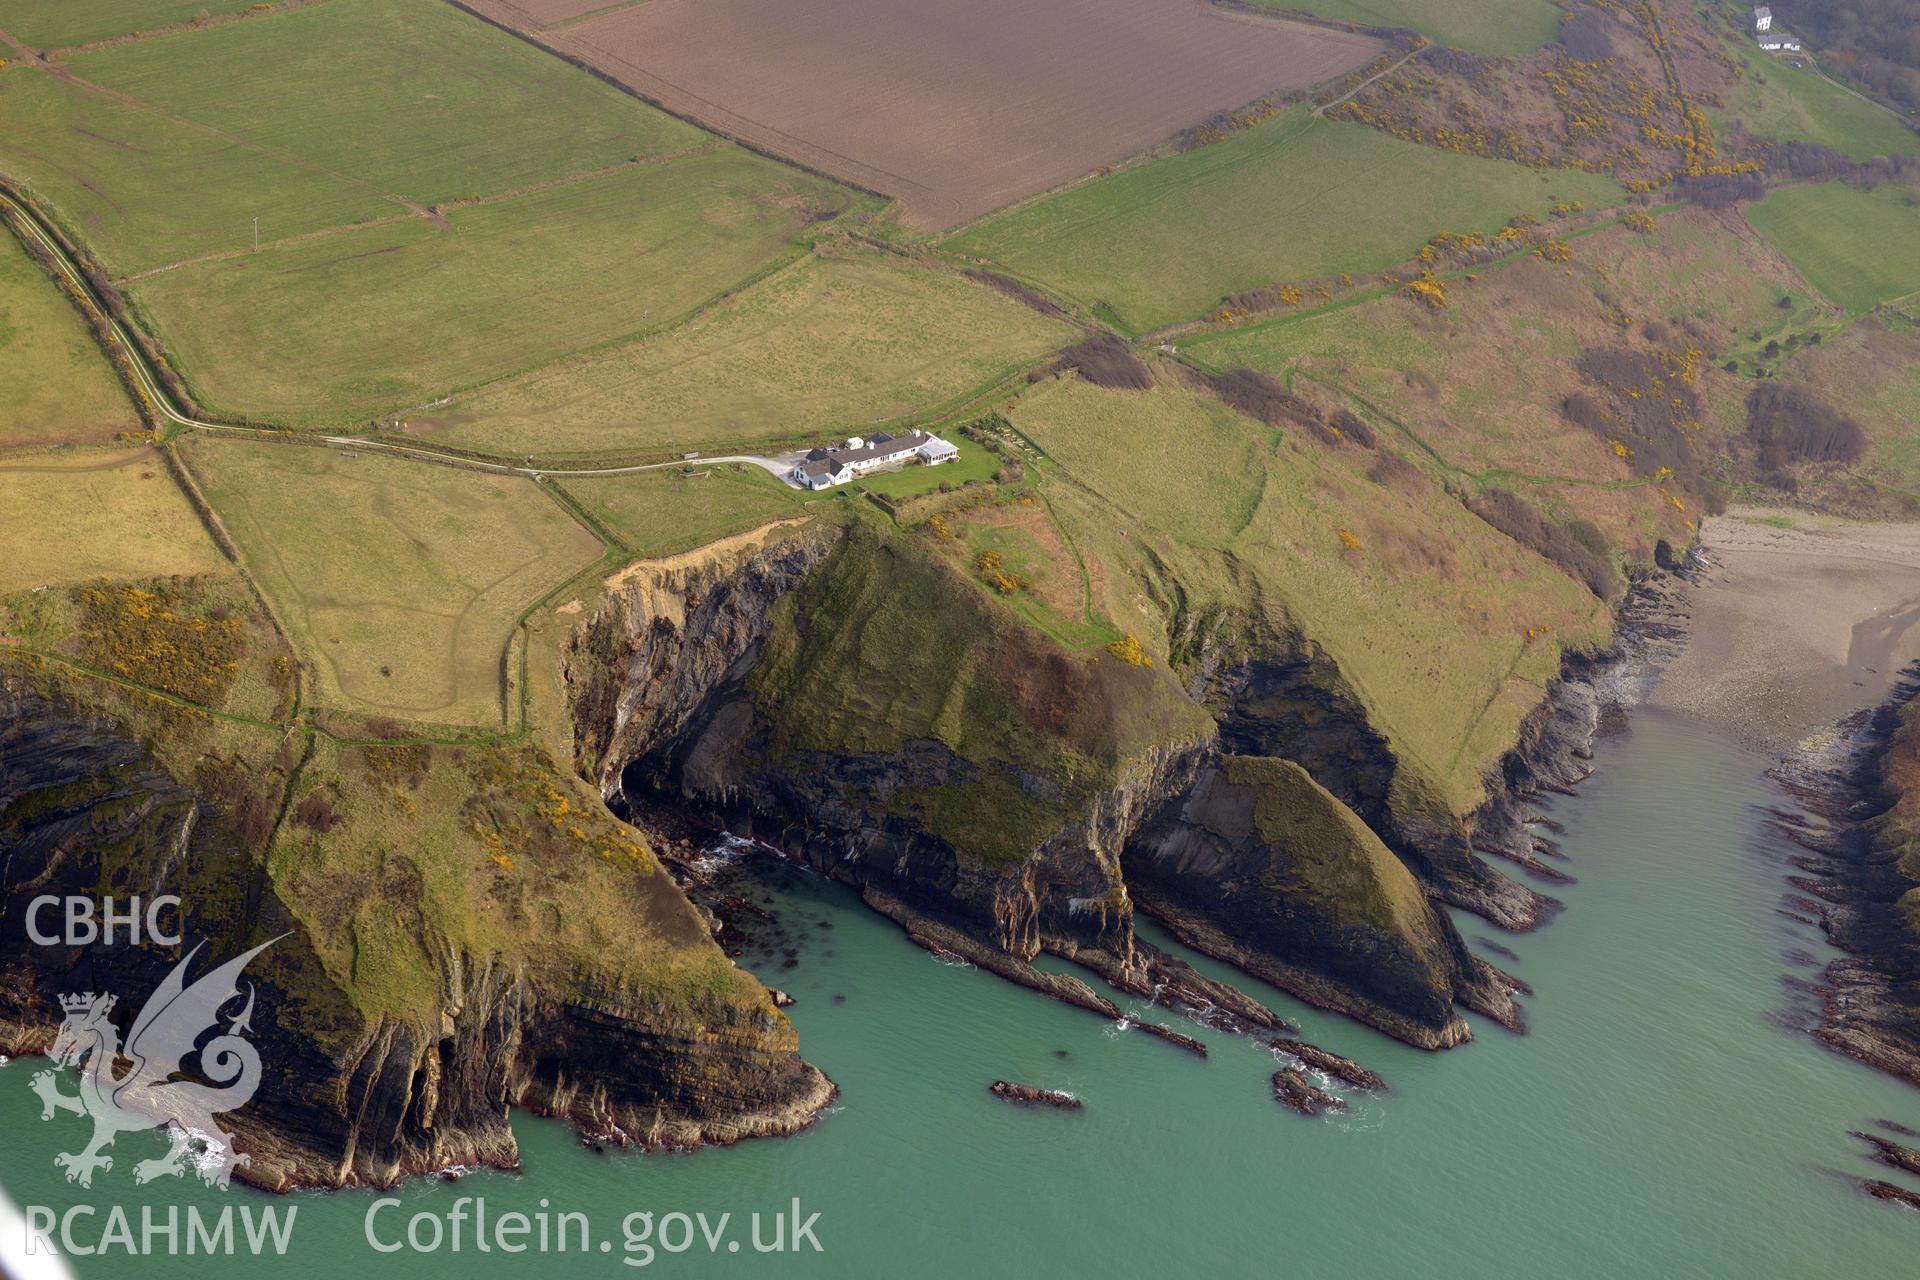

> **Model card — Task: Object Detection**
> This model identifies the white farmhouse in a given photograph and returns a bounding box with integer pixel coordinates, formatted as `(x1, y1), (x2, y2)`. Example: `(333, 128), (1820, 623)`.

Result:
(1753, 6), (1772, 31)
(787, 430), (959, 490)
(1759, 32), (1785, 49)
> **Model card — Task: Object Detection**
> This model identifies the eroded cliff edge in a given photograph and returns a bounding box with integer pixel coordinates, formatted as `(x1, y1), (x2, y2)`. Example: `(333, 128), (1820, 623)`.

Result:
(0, 672), (830, 1190)
(1776, 670), (1920, 1089)
(567, 520), (1667, 1050)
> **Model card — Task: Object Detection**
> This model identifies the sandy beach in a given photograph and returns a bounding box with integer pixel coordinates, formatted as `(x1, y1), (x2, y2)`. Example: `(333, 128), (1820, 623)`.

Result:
(1650, 507), (1920, 753)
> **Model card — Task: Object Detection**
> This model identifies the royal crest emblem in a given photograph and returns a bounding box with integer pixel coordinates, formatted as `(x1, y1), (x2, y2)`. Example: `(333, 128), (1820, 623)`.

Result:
(30, 938), (279, 1189)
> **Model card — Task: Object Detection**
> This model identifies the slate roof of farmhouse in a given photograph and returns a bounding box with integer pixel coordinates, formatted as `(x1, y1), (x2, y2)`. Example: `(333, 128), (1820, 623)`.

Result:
(792, 430), (944, 482)
(833, 431), (933, 466)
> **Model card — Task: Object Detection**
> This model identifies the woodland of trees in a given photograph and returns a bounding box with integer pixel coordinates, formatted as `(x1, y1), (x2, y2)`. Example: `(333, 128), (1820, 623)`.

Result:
(1777, 1), (1920, 113)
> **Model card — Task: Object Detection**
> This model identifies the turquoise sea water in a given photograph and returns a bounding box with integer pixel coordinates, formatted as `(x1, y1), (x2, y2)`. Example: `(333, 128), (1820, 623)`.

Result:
(3, 709), (1916, 1276)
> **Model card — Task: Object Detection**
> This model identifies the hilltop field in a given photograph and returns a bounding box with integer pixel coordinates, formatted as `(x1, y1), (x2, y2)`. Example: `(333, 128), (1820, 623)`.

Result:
(0, 0), (863, 427)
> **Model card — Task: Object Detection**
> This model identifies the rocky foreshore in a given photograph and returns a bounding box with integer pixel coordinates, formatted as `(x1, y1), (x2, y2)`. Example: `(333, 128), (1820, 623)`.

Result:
(1271, 1038), (1384, 1091)
(1462, 571), (1692, 892)
(1765, 665), (1920, 1091)
(1271, 1069), (1346, 1116)
(991, 1081), (1082, 1110)
(1853, 1130), (1920, 1177)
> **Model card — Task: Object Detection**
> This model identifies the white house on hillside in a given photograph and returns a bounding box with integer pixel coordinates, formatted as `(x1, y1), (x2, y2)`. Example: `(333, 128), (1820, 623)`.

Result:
(787, 430), (959, 490)
(1753, 6), (1772, 32)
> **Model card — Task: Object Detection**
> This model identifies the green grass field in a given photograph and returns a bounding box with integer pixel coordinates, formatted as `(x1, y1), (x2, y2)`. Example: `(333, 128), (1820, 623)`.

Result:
(1247, 0), (1563, 55)
(943, 110), (1621, 333)
(0, 449), (226, 594)
(187, 437), (603, 725)
(855, 446), (1005, 499)
(418, 248), (1075, 458)
(0, 0), (864, 429)
(0, 227), (142, 446)
(134, 153), (854, 425)
(1746, 182), (1920, 314)
(557, 467), (808, 557)
(1713, 48), (1920, 161)
(68, 0), (706, 211)
(0, 66), (399, 274)
(1, 0), (710, 277)
(1011, 370), (1610, 814)
(0, 0), (266, 49)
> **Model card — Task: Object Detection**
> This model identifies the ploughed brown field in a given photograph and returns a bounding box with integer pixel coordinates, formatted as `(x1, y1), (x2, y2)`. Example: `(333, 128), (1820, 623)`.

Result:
(469, 0), (1382, 231)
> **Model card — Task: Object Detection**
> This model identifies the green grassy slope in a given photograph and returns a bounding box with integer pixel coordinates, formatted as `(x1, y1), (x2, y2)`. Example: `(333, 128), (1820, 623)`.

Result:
(1747, 181), (1920, 314)
(751, 527), (1211, 863)
(944, 109), (1621, 333)
(416, 248), (1076, 458)
(1010, 370), (1613, 816)
(0, 66), (397, 273)
(67, 0), (705, 208)
(1714, 51), (1920, 160)
(134, 154), (852, 424)
(1244, 0), (1564, 55)
(0, 0), (267, 49)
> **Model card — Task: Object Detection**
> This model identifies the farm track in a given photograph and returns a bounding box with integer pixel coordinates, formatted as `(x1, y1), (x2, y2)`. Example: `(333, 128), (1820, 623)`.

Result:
(1311, 45), (1425, 119)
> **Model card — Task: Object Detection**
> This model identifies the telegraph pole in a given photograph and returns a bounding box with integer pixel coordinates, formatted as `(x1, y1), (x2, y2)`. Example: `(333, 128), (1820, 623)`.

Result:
(253, 217), (258, 251)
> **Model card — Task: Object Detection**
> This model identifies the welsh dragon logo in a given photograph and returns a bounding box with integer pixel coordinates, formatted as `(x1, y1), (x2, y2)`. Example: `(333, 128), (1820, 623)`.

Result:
(30, 938), (279, 1190)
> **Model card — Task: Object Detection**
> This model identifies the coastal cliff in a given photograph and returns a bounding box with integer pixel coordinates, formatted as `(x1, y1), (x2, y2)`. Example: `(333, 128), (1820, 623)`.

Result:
(1126, 756), (1518, 1048)
(0, 675), (830, 1189)
(0, 514), (1674, 1190)
(1776, 671), (1920, 1089)
(569, 520), (1643, 1050)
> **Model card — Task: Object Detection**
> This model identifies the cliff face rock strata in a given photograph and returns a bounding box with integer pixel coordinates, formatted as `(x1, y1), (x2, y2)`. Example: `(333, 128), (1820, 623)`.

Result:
(583, 527), (1221, 996)
(575, 529), (1693, 1060)
(1125, 756), (1514, 1049)
(1467, 577), (1691, 877)
(1204, 648), (1551, 931)
(1771, 667), (1920, 1089)
(0, 680), (827, 1189)
(578, 528), (1526, 1055)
